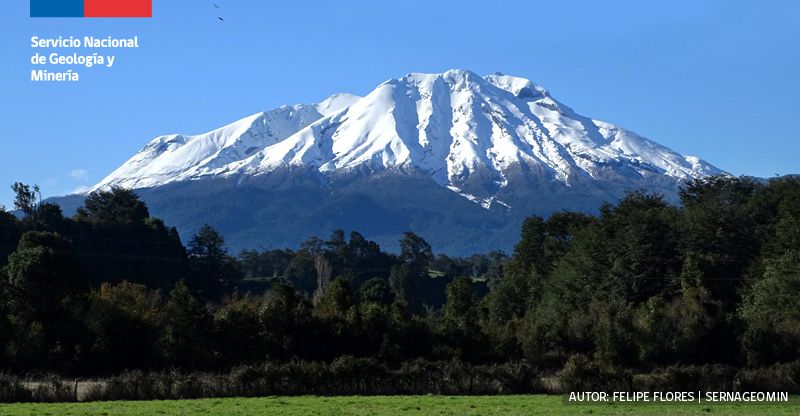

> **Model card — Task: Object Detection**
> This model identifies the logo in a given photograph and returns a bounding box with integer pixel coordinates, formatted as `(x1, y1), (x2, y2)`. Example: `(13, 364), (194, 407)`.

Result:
(31, 0), (152, 18)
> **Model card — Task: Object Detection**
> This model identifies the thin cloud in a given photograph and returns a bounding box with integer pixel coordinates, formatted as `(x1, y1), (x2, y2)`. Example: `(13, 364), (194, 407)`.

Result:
(70, 169), (89, 182)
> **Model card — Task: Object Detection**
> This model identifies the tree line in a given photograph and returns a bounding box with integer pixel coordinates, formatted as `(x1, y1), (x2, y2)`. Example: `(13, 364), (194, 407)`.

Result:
(0, 176), (798, 387)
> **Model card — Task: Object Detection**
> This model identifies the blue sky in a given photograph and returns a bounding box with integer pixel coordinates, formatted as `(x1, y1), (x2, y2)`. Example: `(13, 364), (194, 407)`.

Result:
(1, 0), (798, 208)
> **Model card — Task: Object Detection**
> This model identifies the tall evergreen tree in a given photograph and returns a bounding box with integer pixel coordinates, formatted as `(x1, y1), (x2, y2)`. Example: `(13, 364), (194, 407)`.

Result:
(187, 224), (242, 298)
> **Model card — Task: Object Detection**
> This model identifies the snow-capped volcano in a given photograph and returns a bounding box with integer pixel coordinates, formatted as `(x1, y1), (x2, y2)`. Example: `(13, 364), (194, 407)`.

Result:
(64, 70), (727, 254)
(91, 69), (722, 209)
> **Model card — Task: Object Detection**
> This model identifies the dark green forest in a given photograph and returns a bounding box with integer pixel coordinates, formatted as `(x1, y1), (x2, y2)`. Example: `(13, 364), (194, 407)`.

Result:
(0, 176), (799, 397)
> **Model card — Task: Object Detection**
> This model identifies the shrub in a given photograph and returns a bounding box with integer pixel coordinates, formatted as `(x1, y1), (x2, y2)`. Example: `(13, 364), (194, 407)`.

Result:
(735, 361), (800, 393)
(0, 374), (31, 402)
(28, 375), (75, 403)
(558, 354), (633, 392)
(634, 364), (737, 392)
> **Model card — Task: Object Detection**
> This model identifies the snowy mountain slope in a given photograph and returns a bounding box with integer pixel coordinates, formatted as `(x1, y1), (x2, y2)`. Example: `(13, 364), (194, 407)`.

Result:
(91, 70), (723, 209)
(93, 93), (360, 190)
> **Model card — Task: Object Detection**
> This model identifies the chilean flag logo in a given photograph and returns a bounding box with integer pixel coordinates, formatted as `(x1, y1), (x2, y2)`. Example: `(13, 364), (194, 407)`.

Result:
(31, 0), (152, 18)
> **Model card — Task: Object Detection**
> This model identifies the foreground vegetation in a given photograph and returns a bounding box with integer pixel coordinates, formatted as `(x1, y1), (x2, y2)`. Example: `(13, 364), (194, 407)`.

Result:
(2, 395), (799, 416)
(0, 175), (798, 400)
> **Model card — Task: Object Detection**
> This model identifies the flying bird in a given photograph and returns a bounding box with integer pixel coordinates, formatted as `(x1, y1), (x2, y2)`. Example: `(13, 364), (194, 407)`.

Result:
(213, 2), (224, 22)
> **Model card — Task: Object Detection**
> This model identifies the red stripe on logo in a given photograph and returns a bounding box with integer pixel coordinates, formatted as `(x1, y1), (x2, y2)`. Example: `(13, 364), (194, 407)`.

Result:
(84, 0), (151, 17)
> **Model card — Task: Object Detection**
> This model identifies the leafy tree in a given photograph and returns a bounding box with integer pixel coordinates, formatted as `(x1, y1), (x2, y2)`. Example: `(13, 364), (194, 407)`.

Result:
(3, 231), (88, 370)
(438, 277), (486, 362)
(517, 293), (577, 367)
(326, 229), (347, 252)
(211, 295), (266, 366)
(351, 301), (391, 358)
(590, 299), (636, 367)
(284, 237), (325, 295)
(601, 192), (681, 301)
(390, 232), (445, 312)
(0, 209), (20, 267)
(755, 177), (800, 256)
(469, 250), (506, 289)
(34, 203), (66, 232)
(316, 278), (355, 321)
(314, 278), (357, 357)
(399, 232), (433, 268)
(343, 231), (394, 285)
(84, 282), (163, 373)
(485, 213), (592, 328)
(161, 281), (211, 368)
(679, 176), (761, 305)
(70, 188), (184, 289)
(239, 249), (293, 279)
(739, 250), (800, 365)
(358, 277), (393, 305)
(443, 277), (478, 323)
(75, 187), (149, 226)
(389, 263), (413, 303)
(10, 183), (68, 232)
(259, 284), (313, 360)
(506, 216), (546, 278)
(5, 232), (86, 315)
(634, 286), (722, 365)
(540, 212), (594, 269)
(11, 182), (39, 219)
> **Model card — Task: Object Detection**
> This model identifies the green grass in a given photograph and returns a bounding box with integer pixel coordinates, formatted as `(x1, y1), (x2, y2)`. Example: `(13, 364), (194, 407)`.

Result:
(0, 395), (798, 416)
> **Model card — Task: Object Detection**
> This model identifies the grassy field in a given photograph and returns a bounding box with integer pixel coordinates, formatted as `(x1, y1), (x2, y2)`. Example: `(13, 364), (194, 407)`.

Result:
(1, 395), (798, 416)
